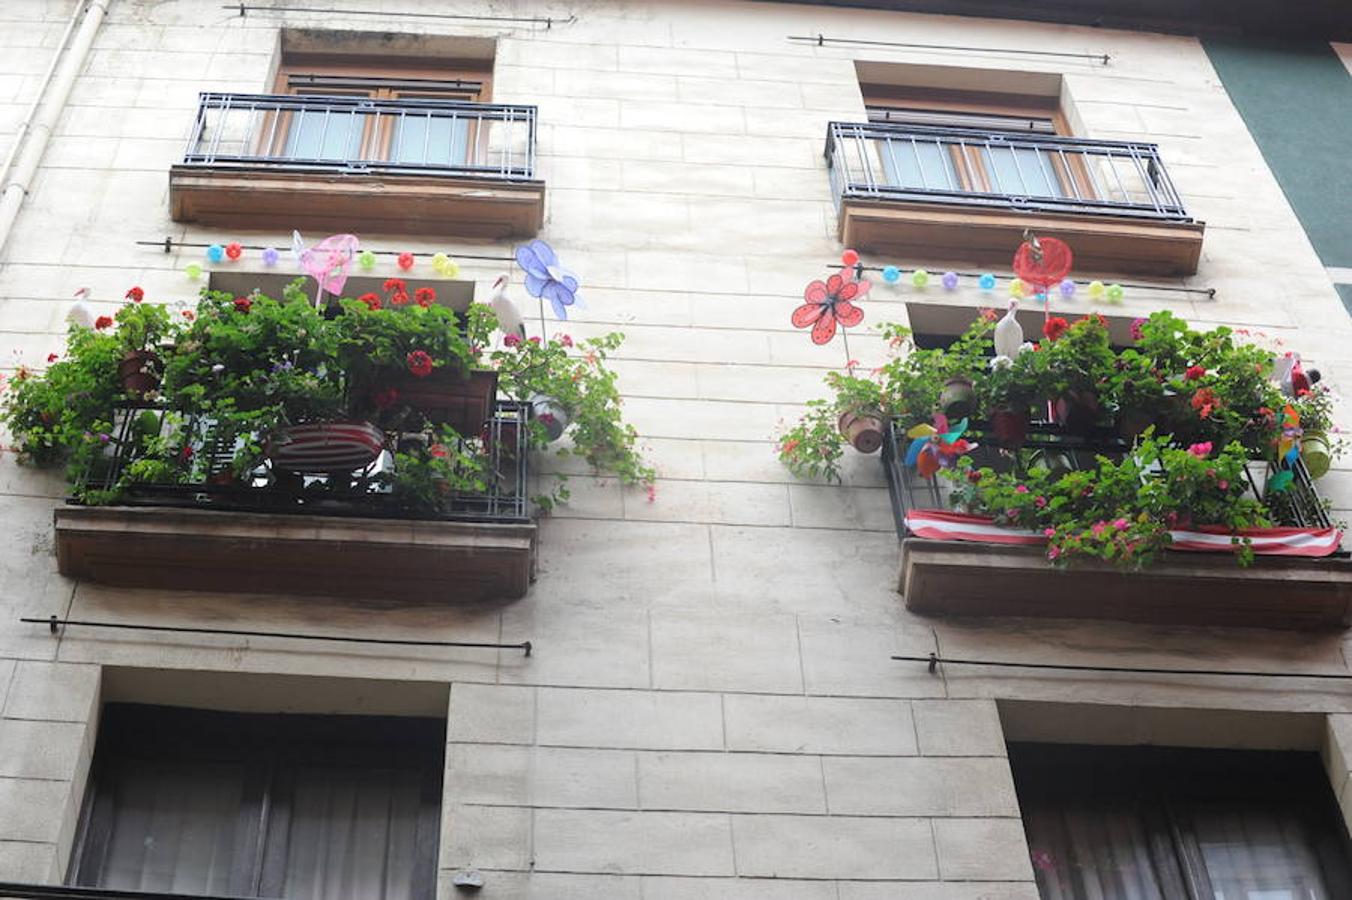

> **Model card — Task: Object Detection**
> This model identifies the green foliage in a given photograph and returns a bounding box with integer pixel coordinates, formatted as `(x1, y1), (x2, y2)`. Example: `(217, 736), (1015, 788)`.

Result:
(378, 425), (488, 514)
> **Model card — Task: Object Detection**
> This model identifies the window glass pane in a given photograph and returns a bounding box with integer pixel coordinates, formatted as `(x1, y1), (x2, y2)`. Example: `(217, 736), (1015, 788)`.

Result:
(276, 765), (425, 900)
(284, 107), (366, 161)
(1193, 802), (1337, 900)
(98, 760), (244, 895)
(982, 146), (1063, 197)
(878, 137), (958, 191)
(390, 114), (470, 167)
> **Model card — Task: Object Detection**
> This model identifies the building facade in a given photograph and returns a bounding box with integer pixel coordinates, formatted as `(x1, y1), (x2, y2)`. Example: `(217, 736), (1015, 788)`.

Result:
(0, 1), (1350, 898)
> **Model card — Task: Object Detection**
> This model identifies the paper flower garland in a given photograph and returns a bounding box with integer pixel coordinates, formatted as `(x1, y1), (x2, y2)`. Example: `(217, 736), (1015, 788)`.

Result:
(261, 247), (279, 266)
(515, 239), (580, 320)
(206, 244), (224, 263)
(225, 242), (243, 261)
(792, 266), (869, 345)
(358, 250), (377, 270)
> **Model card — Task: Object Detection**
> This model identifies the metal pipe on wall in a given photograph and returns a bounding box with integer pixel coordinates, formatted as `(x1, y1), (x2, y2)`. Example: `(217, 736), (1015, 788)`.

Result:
(0, 0), (111, 264)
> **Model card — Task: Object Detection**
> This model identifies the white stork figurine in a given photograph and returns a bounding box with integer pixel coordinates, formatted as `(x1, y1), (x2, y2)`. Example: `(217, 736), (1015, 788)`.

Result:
(488, 272), (527, 341)
(991, 298), (1032, 369)
(67, 288), (95, 329)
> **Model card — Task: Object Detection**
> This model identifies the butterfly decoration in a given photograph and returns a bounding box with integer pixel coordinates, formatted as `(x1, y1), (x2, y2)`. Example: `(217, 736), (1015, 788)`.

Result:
(1268, 404), (1303, 493)
(292, 231), (359, 297)
(792, 266), (869, 345)
(515, 239), (579, 320)
(904, 414), (976, 479)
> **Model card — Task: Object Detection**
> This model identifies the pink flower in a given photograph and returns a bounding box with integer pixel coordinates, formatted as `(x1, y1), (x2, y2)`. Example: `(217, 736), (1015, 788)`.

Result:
(1091, 521), (1107, 537)
(503, 333), (521, 348)
(1113, 518), (1129, 531)
(528, 336), (541, 344)
(1185, 365), (1206, 381)
(1047, 547), (1061, 560)
(1043, 527), (1056, 538)
(1035, 496), (1047, 508)
(559, 334), (574, 347)
(1187, 441), (1213, 458)
(1015, 485), (1029, 494)
(1006, 509), (1019, 519)
(1218, 480), (1229, 490)
(1130, 317), (1146, 341)
(646, 483), (657, 503)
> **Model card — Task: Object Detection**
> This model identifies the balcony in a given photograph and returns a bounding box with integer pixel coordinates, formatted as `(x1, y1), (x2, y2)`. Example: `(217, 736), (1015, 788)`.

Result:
(884, 420), (1352, 630)
(169, 93), (544, 237)
(826, 121), (1205, 275)
(55, 401), (536, 603)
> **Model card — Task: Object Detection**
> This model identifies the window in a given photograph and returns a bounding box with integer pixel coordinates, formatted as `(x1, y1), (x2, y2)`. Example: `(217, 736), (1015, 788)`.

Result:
(862, 86), (1079, 201)
(270, 60), (492, 169)
(70, 704), (445, 899)
(1010, 743), (1352, 899)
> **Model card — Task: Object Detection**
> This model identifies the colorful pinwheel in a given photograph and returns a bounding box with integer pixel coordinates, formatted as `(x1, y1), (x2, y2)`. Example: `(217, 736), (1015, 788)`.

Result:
(515, 240), (579, 320)
(792, 267), (869, 345)
(1268, 404), (1303, 493)
(291, 231), (359, 297)
(904, 414), (976, 479)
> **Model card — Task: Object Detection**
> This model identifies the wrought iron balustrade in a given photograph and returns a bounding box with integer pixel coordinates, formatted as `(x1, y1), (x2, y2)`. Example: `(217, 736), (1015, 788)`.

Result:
(882, 418), (1335, 544)
(827, 121), (1193, 223)
(77, 401), (531, 523)
(181, 92), (537, 180)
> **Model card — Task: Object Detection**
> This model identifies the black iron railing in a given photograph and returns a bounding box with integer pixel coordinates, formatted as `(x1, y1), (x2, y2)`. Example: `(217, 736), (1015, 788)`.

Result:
(181, 92), (537, 180)
(882, 418), (1335, 543)
(826, 121), (1193, 222)
(0, 886), (242, 900)
(76, 401), (531, 523)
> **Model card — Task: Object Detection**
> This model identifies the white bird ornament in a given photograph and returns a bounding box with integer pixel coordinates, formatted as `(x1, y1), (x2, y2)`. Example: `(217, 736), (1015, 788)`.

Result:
(991, 299), (1032, 369)
(488, 272), (527, 341)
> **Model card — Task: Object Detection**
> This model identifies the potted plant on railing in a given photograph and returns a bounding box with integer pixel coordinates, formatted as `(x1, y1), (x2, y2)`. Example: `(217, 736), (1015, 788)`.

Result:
(1024, 314), (1115, 433)
(111, 287), (173, 396)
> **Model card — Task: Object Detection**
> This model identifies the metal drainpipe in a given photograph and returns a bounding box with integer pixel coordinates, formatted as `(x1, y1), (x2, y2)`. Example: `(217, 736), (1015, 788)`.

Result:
(0, 0), (111, 262)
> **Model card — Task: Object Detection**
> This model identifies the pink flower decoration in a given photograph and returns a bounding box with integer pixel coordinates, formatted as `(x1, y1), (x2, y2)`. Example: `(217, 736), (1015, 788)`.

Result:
(1187, 441), (1213, 458)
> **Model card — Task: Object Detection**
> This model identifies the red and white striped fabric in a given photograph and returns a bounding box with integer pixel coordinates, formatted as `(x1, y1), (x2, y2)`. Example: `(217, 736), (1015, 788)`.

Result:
(904, 509), (1343, 558)
(268, 421), (385, 473)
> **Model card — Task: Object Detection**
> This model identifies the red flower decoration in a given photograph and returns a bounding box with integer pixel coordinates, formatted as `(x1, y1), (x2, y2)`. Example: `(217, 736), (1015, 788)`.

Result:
(1012, 236), (1073, 292)
(792, 267), (869, 345)
(397, 252), (415, 270)
(414, 287), (436, 308)
(225, 242), (243, 260)
(233, 296), (252, 313)
(406, 350), (434, 378)
(1042, 317), (1070, 341)
(1185, 365), (1206, 381)
(94, 315), (113, 330)
(383, 278), (407, 294)
(390, 290), (410, 307)
(125, 286), (144, 303)
(358, 292), (382, 310)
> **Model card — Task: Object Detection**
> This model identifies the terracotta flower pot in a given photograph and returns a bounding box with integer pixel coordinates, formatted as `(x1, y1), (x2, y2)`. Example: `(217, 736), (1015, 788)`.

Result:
(837, 410), (884, 454)
(990, 408), (1030, 448)
(117, 350), (161, 396)
(1051, 390), (1100, 434)
(386, 368), (499, 437)
(940, 377), (977, 420)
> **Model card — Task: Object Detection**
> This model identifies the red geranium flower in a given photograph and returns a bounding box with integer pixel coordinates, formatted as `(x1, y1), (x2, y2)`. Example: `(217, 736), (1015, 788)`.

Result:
(125, 286), (144, 303)
(1185, 365), (1206, 381)
(406, 350), (434, 378)
(383, 278), (407, 294)
(358, 292), (382, 311)
(182, 310), (196, 321)
(390, 290), (410, 307)
(373, 387), (400, 409)
(225, 242), (242, 260)
(503, 333), (521, 348)
(46, 353), (58, 363)
(1191, 387), (1220, 419)
(1043, 317), (1069, 341)
(233, 296), (252, 313)
(559, 334), (573, 347)
(414, 287), (436, 307)
(429, 443), (449, 459)
(94, 315), (113, 329)
(791, 267), (869, 345)
(397, 252), (415, 270)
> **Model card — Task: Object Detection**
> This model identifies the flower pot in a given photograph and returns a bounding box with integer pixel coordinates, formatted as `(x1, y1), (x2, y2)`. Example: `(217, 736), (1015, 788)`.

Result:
(1303, 431), (1332, 479)
(837, 411), (884, 454)
(990, 408), (1029, 448)
(530, 394), (570, 443)
(117, 350), (161, 396)
(267, 420), (385, 474)
(1051, 390), (1100, 434)
(940, 377), (977, 420)
(387, 368), (499, 437)
(1116, 407), (1155, 441)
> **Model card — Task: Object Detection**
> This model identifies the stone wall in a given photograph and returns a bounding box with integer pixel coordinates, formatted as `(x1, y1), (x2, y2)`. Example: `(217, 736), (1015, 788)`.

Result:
(0, 0), (1350, 895)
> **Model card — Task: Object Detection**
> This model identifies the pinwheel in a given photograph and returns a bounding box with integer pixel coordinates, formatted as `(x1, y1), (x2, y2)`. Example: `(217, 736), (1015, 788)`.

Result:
(515, 239), (579, 320)
(904, 414), (976, 479)
(792, 266), (869, 345)
(291, 231), (359, 299)
(1268, 404), (1303, 493)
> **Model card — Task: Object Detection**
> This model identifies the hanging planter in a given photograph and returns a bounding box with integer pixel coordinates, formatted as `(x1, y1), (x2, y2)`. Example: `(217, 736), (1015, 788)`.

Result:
(1051, 390), (1101, 434)
(939, 377), (976, 420)
(837, 410), (884, 454)
(386, 369), (499, 437)
(1302, 432), (1332, 479)
(990, 407), (1030, 448)
(529, 393), (570, 443)
(267, 420), (384, 474)
(117, 350), (161, 396)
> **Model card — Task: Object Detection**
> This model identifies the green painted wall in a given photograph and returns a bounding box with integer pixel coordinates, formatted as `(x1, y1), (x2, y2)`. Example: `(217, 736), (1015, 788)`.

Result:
(1204, 38), (1352, 269)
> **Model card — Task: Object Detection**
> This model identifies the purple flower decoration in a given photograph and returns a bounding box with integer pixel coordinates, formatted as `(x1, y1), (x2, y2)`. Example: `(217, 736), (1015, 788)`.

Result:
(515, 240), (579, 320)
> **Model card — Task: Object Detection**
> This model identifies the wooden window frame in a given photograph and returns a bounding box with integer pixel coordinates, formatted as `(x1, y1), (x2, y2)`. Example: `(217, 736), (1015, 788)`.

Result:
(69, 703), (446, 900)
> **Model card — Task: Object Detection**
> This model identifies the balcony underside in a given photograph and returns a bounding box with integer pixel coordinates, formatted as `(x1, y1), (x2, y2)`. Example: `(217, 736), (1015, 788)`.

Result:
(169, 166), (545, 239)
(55, 506), (536, 603)
(901, 539), (1352, 630)
(839, 198), (1205, 277)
